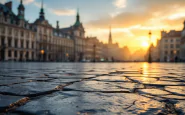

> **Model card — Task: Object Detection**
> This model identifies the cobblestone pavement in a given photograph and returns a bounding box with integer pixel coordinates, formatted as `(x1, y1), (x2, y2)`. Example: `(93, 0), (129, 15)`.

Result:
(0, 62), (185, 115)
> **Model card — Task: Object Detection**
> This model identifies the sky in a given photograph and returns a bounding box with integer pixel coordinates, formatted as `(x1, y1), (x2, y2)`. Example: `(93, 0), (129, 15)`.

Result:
(1, 0), (185, 53)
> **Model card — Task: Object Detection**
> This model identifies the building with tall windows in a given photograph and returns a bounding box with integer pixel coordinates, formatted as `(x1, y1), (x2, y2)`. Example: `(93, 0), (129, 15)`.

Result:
(180, 21), (185, 61)
(0, 1), (83, 62)
(0, 1), (126, 62)
(159, 30), (181, 62)
(0, 1), (37, 61)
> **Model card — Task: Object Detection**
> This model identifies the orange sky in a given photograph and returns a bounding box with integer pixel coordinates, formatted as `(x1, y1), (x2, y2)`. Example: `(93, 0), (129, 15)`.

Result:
(84, 0), (185, 53)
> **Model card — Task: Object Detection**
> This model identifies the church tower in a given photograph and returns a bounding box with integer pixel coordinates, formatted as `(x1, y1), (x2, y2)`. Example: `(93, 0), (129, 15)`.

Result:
(17, 0), (25, 20)
(39, 0), (45, 20)
(74, 8), (81, 26)
(108, 26), (112, 45)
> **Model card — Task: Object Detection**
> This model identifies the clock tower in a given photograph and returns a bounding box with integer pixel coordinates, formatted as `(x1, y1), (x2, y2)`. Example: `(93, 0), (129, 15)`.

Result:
(18, 0), (25, 20)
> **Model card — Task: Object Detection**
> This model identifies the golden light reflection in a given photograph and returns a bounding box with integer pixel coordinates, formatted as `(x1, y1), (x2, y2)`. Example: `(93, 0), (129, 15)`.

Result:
(141, 63), (149, 81)
(142, 63), (149, 74)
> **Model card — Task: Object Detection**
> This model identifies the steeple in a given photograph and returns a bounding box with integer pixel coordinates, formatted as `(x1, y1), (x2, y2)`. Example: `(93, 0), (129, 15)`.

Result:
(56, 21), (59, 29)
(56, 21), (60, 35)
(18, 0), (25, 20)
(109, 26), (112, 44)
(39, 0), (45, 20)
(74, 8), (81, 26)
(149, 30), (152, 40)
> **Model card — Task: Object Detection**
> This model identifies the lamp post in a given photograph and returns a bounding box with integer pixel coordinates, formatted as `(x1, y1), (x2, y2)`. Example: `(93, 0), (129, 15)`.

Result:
(93, 44), (96, 62)
(66, 53), (69, 62)
(148, 31), (152, 63)
(40, 49), (45, 62)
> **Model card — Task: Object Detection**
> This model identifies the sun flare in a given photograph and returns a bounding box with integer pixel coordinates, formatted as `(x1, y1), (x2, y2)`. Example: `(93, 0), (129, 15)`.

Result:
(142, 41), (149, 47)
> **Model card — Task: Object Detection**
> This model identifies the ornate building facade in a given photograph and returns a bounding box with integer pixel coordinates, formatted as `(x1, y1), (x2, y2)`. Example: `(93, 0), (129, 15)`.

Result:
(0, 1), (85, 62)
(0, 1), (126, 62)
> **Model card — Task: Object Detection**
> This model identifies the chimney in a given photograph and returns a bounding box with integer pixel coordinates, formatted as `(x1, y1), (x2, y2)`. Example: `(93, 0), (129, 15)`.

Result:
(5, 1), (12, 11)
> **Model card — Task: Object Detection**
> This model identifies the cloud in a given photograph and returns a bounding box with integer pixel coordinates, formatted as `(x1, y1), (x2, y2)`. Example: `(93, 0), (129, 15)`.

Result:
(85, 0), (185, 52)
(33, 1), (44, 8)
(32, 1), (75, 16)
(0, 0), (7, 4)
(15, 0), (34, 5)
(51, 9), (76, 16)
(23, 0), (34, 5)
(114, 0), (127, 8)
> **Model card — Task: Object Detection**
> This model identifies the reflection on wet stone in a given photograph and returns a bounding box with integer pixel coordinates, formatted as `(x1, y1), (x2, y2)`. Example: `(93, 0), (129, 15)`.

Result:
(0, 63), (185, 114)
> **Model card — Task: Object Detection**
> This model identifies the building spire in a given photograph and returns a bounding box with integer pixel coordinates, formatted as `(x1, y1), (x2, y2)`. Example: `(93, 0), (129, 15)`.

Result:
(74, 8), (81, 26)
(149, 30), (152, 40)
(39, 0), (45, 20)
(109, 26), (112, 44)
(57, 21), (59, 29)
(18, 0), (25, 20)
(41, 0), (44, 9)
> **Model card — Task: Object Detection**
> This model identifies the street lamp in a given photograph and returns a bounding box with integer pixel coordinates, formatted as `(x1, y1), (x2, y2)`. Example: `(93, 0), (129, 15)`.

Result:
(148, 31), (152, 63)
(66, 53), (69, 61)
(93, 44), (96, 62)
(40, 50), (45, 61)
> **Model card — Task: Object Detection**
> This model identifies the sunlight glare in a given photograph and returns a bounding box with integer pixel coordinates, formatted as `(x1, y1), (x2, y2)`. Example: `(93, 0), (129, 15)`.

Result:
(142, 41), (149, 48)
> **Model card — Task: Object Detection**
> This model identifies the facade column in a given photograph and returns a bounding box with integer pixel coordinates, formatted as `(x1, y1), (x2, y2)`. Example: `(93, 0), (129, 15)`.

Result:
(11, 38), (14, 48)
(11, 50), (14, 60)
(17, 51), (20, 61)
(5, 49), (8, 61)
(23, 39), (26, 49)
(0, 36), (1, 47)
(23, 51), (26, 61)
(29, 51), (32, 60)
(4, 36), (8, 46)
(18, 39), (21, 48)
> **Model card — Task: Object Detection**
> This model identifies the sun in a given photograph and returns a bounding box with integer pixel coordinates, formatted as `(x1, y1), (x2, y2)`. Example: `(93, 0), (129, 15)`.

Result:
(142, 41), (149, 47)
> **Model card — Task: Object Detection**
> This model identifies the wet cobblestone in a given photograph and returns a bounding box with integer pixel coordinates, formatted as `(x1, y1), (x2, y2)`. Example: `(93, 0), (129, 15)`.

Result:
(0, 62), (185, 115)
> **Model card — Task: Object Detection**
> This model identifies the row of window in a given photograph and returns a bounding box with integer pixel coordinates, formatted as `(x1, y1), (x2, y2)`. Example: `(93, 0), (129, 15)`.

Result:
(0, 38), (35, 49)
(0, 17), (30, 29)
(8, 50), (35, 59)
(0, 27), (35, 38)
(164, 50), (180, 55)
(164, 44), (180, 49)
(164, 38), (180, 43)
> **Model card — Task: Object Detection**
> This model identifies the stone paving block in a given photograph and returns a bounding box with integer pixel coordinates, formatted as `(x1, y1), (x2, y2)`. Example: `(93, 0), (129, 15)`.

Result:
(165, 86), (185, 95)
(13, 92), (165, 115)
(93, 76), (130, 82)
(65, 81), (144, 92)
(138, 89), (171, 95)
(0, 82), (64, 95)
(0, 95), (24, 108)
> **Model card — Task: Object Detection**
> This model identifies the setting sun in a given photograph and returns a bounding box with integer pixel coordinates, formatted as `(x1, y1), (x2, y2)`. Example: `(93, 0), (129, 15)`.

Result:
(142, 41), (149, 47)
